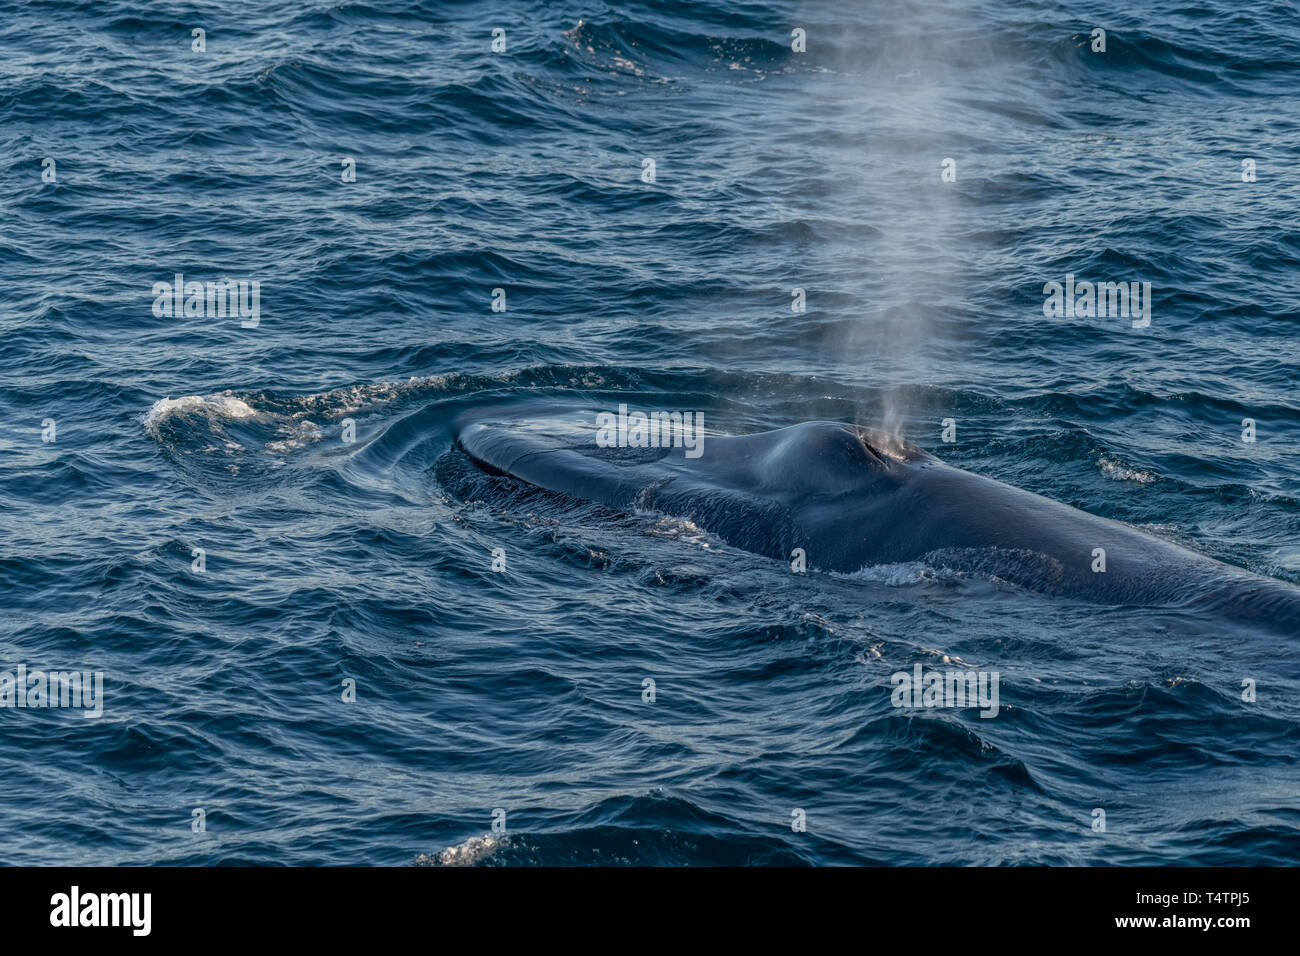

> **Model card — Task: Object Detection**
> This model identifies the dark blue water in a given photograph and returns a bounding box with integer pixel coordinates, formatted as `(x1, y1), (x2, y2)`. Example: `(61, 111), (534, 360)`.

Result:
(2, 0), (1298, 865)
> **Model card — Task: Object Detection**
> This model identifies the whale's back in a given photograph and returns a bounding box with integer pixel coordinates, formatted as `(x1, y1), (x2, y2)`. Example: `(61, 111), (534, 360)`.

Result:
(449, 405), (1300, 627)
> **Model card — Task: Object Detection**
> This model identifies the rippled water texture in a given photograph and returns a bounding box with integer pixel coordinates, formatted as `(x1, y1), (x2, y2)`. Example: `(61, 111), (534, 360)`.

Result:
(1, 0), (1298, 864)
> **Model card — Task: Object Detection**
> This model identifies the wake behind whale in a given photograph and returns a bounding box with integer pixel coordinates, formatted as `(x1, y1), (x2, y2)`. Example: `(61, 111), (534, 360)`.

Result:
(451, 402), (1300, 634)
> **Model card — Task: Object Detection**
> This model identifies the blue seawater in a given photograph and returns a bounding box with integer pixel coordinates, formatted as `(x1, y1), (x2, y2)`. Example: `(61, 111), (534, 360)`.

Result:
(1, 0), (1298, 865)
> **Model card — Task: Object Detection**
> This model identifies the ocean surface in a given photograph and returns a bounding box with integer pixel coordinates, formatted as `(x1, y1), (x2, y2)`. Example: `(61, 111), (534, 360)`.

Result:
(2, 0), (1298, 865)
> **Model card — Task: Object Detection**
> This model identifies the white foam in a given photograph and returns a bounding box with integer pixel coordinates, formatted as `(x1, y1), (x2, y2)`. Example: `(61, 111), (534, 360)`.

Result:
(643, 515), (730, 551)
(265, 420), (324, 455)
(1098, 456), (1157, 484)
(424, 834), (504, 867)
(833, 561), (943, 586)
(143, 393), (258, 432)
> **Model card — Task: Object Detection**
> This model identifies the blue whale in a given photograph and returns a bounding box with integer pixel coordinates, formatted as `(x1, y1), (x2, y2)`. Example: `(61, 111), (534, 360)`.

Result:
(453, 403), (1300, 629)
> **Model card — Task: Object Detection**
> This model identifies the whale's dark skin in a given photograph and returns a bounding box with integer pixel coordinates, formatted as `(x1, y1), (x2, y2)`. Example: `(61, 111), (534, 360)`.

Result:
(454, 405), (1300, 628)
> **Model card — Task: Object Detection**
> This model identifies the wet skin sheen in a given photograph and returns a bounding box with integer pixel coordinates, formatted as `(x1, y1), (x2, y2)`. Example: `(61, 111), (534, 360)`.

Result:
(455, 406), (1300, 630)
